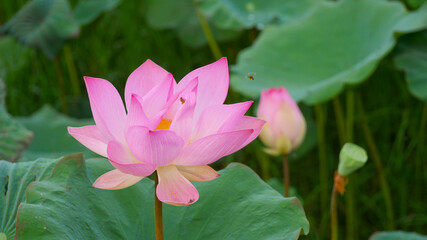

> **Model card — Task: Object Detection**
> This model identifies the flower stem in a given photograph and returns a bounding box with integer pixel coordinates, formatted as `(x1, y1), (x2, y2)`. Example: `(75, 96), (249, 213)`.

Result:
(344, 90), (356, 240)
(345, 90), (354, 142)
(330, 181), (338, 240)
(283, 154), (290, 197)
(417, 104), (427, 164)
(155, 172), (163, 240)
(357, 95), (395, 230)
(249, 28), (257, 43)
(256, 150), (270, 181)
(53, 57), (68, 114)
(333, 92), (357, 240)
(193, 0), (222, 60)
(63, 45), (81, 96)
(332, 96), (346, 144)
(314, 104), (328, 235)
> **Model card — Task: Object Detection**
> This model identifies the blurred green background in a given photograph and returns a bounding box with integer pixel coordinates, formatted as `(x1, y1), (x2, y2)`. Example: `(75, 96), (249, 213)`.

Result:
(0, 0), (426, 239)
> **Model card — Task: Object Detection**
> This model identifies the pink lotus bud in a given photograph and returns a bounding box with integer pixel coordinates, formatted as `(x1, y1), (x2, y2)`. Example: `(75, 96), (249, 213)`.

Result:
(257, 87), (306, 155)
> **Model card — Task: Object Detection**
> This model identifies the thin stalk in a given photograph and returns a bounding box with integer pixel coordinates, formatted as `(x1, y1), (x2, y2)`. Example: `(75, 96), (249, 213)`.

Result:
(345, 91), (356, 240)
(358, 96), (395, 230)
(314, 104), (328, 235)
(283, 154), (290, 197)
(330, 181), (338, 240)
(53, 57), (68, 114)
(415, 103), (427, 204)
(345, 177), (355, 240)
(155, 172), (164, 240)
(417, 104), (427, 162)
(249, 28), (257, 43)
(63, 45), (81, 96)
(193, 0), (222, 59)
(345, 90), (354, 142)
(256, 150), (270, 181)
(2, 0), (13, 20)
(333, 93), (358, 240)
(332, 97), (346, 144)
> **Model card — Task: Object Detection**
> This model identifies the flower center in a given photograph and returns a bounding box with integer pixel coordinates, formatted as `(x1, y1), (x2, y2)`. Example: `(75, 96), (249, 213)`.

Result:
(155, 119), (172, 130)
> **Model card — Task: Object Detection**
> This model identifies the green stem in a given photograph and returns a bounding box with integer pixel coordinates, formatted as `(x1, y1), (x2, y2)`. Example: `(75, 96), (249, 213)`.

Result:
(256, 150), (270, 181)
(283, 154), (290, 197)
(345, 91), (355, 240)
(332, 97), (346, 144)
(333, 91), (356, 240)
(358, 96), (395, 230)
(249, 28), (257, 43)
(1, 0), (13, 20)
(345, 177), (355, 240)
(345, 90), (354, 142)
(53, 57), (68, 114)
(330, 181), (338, 240)
(63, 45), (81, 96)
(193, 0), (222, 59)
(155, 172), (164, 240)
(417, 104), (427, 163)
(314, 104), (328, 235)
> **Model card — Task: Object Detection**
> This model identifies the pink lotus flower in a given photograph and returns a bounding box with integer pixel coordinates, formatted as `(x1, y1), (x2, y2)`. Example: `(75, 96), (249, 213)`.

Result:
(257, 87), (306, 156)
(68, 58), (264, 206)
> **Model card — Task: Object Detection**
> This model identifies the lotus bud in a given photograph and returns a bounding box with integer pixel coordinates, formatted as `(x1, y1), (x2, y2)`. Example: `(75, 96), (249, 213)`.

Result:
(257, 87), (306, 155)
(338, 143), (368, 176)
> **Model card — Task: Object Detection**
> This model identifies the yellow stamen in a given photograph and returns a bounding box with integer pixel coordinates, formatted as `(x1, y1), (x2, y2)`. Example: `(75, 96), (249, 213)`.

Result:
(155, 119), (172, 130)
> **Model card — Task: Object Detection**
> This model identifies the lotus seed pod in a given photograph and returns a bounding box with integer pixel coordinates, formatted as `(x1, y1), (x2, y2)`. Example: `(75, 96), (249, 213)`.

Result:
(338, 143), (368, 176)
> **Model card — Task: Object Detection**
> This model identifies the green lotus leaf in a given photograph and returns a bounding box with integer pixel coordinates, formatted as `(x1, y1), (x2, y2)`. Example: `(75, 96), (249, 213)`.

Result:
(231, 0), (427, 104)
(146, 0), (240, 48)
(0, 37), (31, 79)
(0, 0), (80, 59)
(369, 231), (427, 240)
(395, 2), (427, 33)
(267, 178), (302, 203)
(73, 0), (122, 25)
(0, 79), (33, 162)
(13, 155), (308, 239)
(394, 31), (427, 102)
(199, 0), (318, 30)
(16, 105), (97, 161)
(0, 156), (59, 240)
(0, 79), (4, 107)
(407, 0), (427, 9)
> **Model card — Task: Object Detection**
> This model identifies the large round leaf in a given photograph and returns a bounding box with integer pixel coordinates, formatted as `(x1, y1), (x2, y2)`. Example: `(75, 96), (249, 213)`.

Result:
(394, 31), (427, 102)
(231, 0), (427, 104)
(395, 3), (427, 33)
(199, 0), (318, 30)
(146, 0), (240, 48)
(15, 156), (309, 239)
(0, 157), (58, 239)
(0, 0), (80, 59)
(408, 0), (427, 10)
(0, 79), (33, 162)
(369, 231), (427, 240)
(0, 37), (31, 79)
(16, 105), (97, 161)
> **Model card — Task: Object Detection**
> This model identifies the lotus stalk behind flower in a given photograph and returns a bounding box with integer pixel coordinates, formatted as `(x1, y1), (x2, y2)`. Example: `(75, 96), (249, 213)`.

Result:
(68, 58), (264, 206)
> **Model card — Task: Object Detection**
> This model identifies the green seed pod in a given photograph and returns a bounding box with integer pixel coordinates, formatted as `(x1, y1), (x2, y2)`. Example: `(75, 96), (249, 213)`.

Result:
(338, 143), (368, 176)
